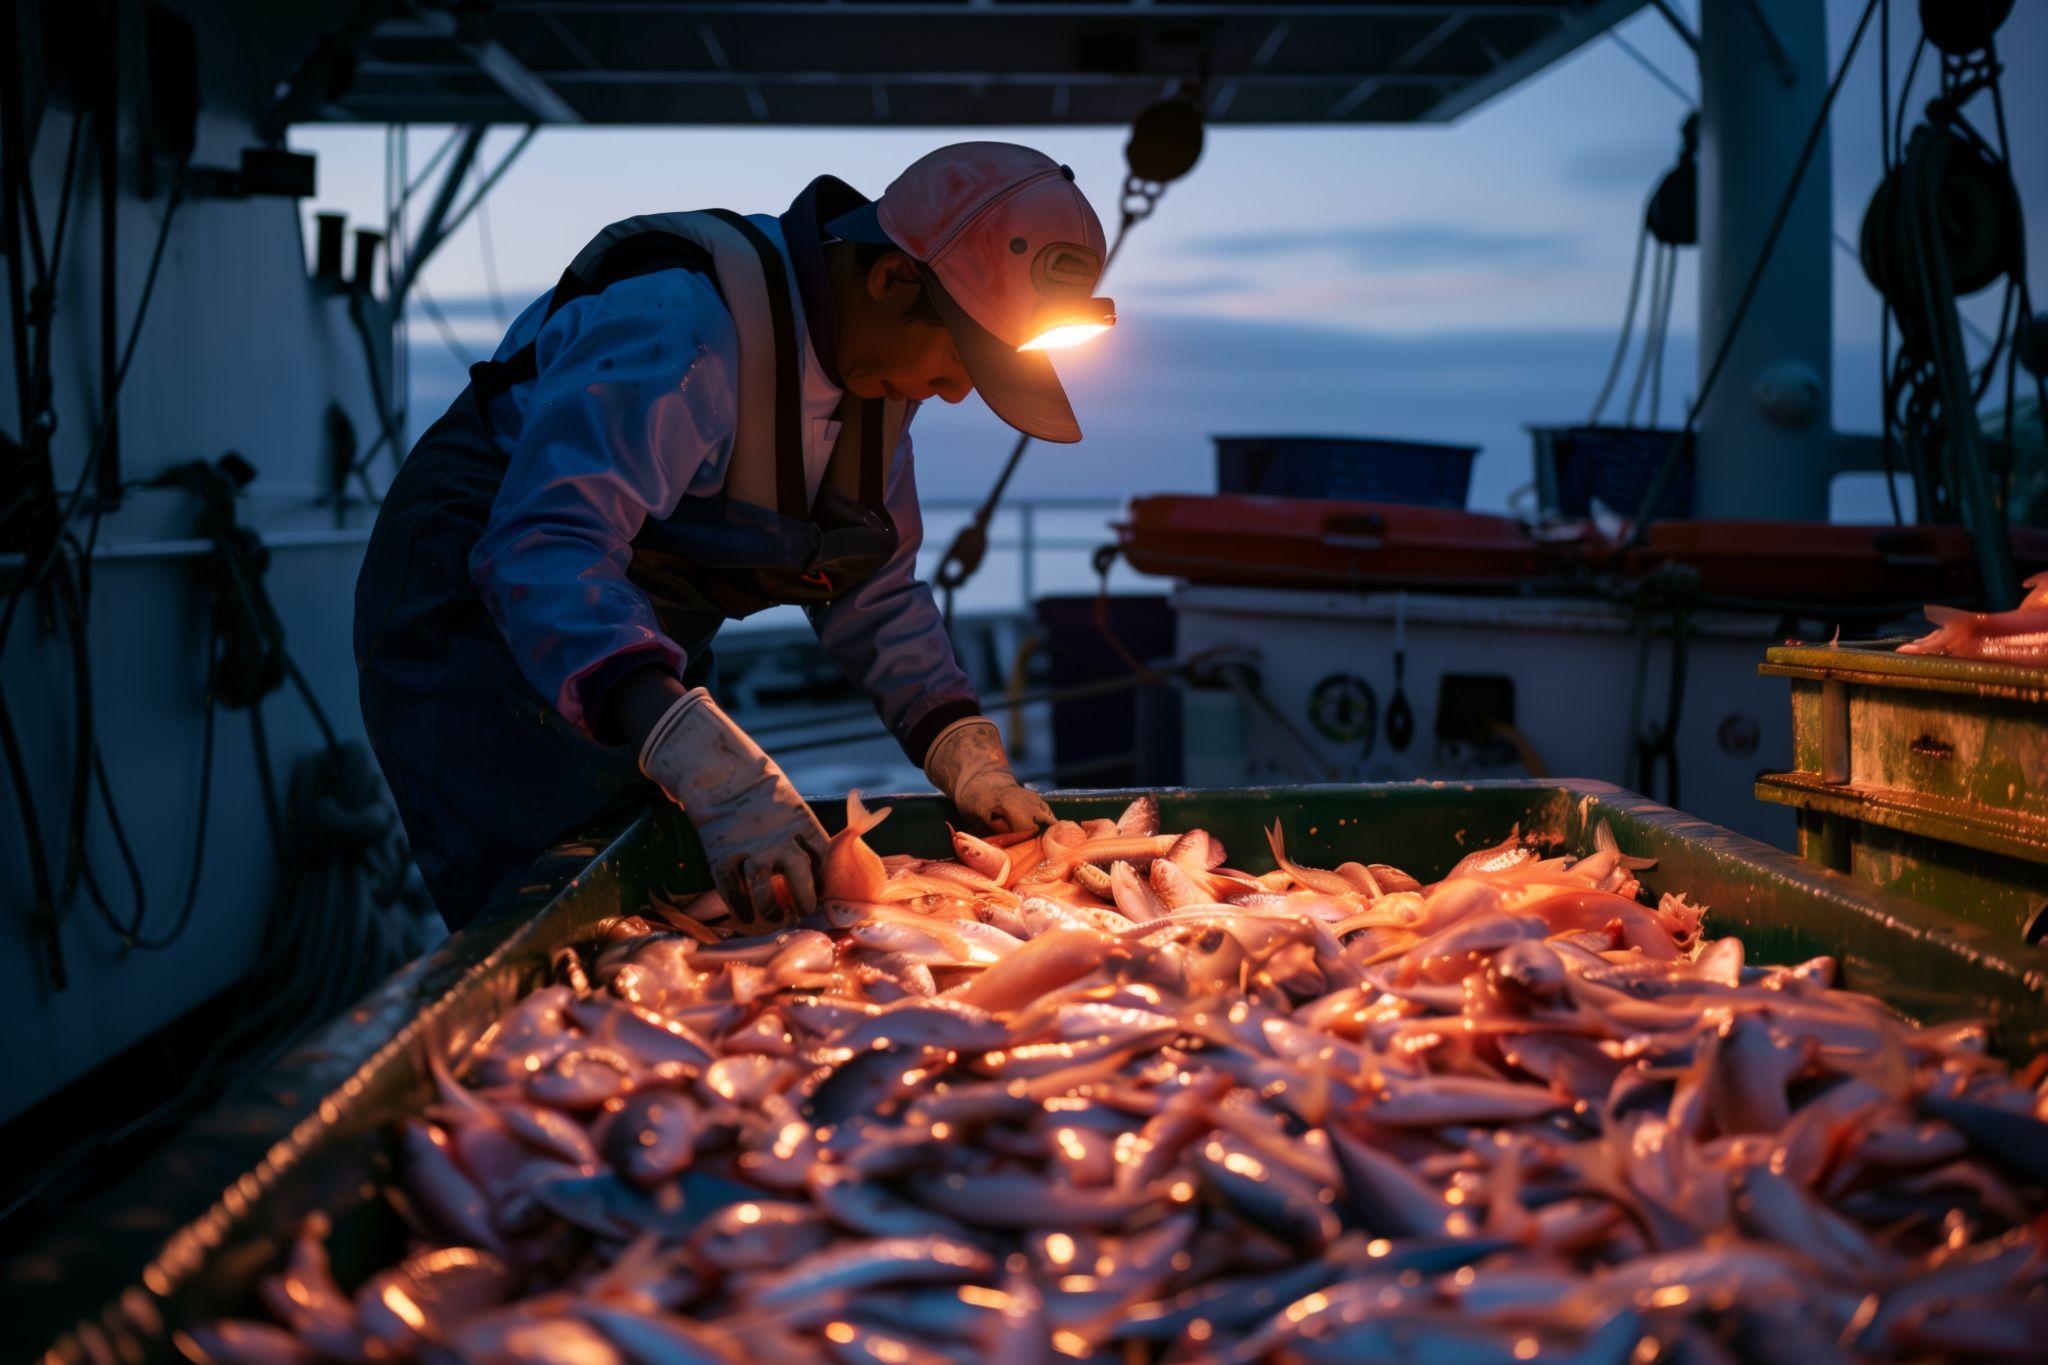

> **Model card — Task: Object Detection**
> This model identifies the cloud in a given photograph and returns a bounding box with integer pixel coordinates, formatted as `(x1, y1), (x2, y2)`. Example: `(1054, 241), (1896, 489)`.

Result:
(1176, 223), (1583, 272)
(1560, 139), (1675, 193)
(1118, 273), (1262, 301)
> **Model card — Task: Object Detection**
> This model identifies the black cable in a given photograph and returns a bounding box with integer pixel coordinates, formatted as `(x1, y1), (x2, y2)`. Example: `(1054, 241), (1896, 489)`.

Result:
(1, 14), (34, 451)
(0, 674), (63, 988)
(1973, 280), (2015, 404)
(1878, 0), (1904, 525)
(1606, 27), (1696, 107)
(345, 290), (408, 489)
(1626, 0), (1883, 545)
(0, 174), (186, 654)
(1590, 225), (1651, 425)
(476, 188), (509, 327)
(25, 118), (86, 433)
(1625, 241), (1672, 427)
(53, 558), (94, 911)
(82, 624), (219, 952)
(249, 701), (286, 867)
(1894, 34), (1925, 166)
(1982, 35), (2047, 459)
(1648, 246), (1678, 426)
(413, 280), (476, 368)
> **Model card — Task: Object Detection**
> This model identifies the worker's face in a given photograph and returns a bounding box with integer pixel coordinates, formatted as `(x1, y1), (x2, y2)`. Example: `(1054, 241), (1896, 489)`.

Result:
(838, 252), (973, 406)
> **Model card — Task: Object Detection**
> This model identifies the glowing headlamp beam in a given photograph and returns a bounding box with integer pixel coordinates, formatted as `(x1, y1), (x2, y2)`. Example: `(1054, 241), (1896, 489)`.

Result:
(1018, 322), (1111, 352)
(1016, 295), (1115, 352)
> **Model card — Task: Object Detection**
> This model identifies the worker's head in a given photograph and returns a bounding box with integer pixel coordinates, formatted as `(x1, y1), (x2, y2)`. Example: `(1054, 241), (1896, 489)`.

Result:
(826, 142), (1114, 443)
(830, 243), (973, 407)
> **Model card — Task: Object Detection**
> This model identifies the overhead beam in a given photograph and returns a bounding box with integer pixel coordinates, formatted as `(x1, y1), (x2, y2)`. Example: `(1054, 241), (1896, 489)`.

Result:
(523, 69), (1474, 89)
(1426, 0), (1648, 121)
(464, 36), (584, 122)
(406, 8), (583, 122)
(497, 2), (1586, 13)
(1326, 12), (1466, 118)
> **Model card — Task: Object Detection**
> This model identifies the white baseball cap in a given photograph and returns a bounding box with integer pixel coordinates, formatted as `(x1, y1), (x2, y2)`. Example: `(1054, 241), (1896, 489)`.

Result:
(828, 142), (1115, 443)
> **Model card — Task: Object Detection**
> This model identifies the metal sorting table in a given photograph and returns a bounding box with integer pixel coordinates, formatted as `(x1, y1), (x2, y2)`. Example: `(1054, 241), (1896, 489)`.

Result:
(1756, 644), (2048, 939)
(15, 780), (2048, 1361)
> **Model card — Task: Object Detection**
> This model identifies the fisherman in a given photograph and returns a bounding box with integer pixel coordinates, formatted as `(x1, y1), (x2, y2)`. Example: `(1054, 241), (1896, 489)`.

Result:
(354, 143), (1116, 928)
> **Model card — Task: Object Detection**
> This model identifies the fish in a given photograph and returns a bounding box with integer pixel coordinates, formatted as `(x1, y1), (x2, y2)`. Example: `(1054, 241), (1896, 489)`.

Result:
(599, 1088), (703, 1185)
(214, 795), (2048, 1364)
(748, 1236), (996, 1308)
(1898, 574), (2048, 663)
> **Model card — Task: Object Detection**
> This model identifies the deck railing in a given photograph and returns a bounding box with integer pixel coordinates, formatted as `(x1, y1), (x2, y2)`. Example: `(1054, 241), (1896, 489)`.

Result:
(912, 496), (1137, 613)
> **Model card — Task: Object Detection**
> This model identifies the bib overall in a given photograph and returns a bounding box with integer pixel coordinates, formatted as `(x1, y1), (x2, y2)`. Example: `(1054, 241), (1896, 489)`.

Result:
(355, 198), (911, 924)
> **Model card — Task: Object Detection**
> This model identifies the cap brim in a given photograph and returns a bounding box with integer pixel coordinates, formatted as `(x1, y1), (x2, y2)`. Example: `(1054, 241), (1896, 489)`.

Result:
(824, 200), (896, 247)
(920, 266), (1083, 444)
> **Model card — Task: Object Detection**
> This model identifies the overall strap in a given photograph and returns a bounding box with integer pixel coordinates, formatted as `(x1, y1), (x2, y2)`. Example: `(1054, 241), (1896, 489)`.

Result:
(469, 230), (715, 403)
(700, 210), (806, 519)
(468, 211), (810, 520)
(820, 393), (908, 512)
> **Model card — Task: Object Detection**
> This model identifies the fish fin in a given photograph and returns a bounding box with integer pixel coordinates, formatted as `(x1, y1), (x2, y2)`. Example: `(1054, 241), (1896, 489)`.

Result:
(845, 791), (892, 837)
(1596, 818), (1657, 871)
(1115, 793), (1160, 838)
(1265, 821), (1291, 880)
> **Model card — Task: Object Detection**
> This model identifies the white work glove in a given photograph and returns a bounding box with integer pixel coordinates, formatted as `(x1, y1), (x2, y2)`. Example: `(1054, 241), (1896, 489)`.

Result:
(638, 688), (829, 931)
(923, 716), (1053, 835)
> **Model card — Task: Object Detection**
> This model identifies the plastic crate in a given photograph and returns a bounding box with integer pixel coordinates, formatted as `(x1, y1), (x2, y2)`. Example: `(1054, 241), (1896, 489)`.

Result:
(1214, 434), (1476, 508)
(1531, 424), (1693, 520)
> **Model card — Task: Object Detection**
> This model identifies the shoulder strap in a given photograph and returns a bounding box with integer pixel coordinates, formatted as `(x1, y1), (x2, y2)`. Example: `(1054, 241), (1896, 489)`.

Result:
(469, 211), (810, 520)
(468, 231), (715, 404)
(700, 210), (805, 519)
(820, 393), (907, 512)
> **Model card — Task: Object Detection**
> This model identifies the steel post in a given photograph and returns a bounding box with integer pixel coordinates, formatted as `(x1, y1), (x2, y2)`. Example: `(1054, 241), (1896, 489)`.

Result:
(1695, 0), (1836, 519)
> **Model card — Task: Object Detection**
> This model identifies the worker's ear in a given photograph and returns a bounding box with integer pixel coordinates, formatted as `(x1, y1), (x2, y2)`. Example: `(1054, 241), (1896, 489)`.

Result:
(864, 250), (923, 306)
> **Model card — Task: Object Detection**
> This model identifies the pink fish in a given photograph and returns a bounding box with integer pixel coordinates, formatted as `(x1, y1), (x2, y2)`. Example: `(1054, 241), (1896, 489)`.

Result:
(1899, 580), (2048, 662)
(824, 792), (895, 902)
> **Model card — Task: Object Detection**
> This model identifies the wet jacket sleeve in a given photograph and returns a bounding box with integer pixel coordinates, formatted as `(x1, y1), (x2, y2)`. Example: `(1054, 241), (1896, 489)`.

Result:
(805, 423), (983, 765)
(469, 270), (739, 739)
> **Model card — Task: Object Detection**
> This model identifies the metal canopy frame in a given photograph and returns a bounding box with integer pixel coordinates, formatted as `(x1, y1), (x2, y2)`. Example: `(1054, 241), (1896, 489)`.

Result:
(289, 1), (1649, 129)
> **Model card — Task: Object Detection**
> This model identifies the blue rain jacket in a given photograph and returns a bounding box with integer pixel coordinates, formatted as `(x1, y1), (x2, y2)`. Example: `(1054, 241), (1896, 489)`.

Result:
(470, 213), (974, 743)
(355, 187), (980, 922)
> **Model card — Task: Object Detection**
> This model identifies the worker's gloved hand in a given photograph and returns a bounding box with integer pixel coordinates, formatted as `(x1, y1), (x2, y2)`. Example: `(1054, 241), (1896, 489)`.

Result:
(639, 688), (829, 931)
(923, 716), (1053, 834)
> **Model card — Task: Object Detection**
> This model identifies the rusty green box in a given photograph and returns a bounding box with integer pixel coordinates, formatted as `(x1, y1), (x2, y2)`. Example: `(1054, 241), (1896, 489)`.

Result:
(1757, 644), (2048, 938)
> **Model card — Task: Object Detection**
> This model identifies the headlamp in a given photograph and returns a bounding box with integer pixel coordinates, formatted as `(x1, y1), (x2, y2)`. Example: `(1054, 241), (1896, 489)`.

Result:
(1017, 297), (1117, 352)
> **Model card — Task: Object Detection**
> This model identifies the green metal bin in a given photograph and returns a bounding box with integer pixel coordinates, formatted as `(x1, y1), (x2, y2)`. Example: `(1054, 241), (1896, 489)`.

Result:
(12, 780), (2048, 1362)
(1756, 644), (2048, 937)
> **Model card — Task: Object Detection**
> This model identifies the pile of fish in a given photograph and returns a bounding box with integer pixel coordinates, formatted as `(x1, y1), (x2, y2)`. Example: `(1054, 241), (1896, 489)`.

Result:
(190, 796), (2048, 1364)
(1899, 570), (2048, 664)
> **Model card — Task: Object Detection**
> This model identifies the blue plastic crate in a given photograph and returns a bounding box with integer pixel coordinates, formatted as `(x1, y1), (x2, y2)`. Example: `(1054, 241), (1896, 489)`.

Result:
(1214, 434), (1477, 508)
(1530, 425), (1694, 520)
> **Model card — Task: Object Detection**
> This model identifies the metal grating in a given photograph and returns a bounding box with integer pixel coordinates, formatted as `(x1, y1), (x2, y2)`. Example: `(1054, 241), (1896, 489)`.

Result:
(299, 1), (1649, 128)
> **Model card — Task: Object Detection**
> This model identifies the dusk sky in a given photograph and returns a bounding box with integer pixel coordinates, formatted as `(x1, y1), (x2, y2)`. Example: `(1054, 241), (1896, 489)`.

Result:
(293, 0), (2045, 536)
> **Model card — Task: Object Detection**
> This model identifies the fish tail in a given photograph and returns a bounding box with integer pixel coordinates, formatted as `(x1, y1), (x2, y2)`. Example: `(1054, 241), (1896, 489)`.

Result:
(845, 790), (892, 837)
